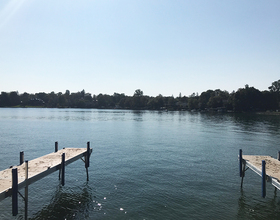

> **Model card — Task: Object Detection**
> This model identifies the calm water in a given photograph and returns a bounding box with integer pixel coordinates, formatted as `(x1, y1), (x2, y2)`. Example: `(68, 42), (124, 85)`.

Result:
(1, 108), (280, 220)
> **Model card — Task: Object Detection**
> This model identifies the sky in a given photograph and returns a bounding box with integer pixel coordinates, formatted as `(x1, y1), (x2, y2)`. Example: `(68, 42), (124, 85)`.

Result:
(0, 0), (279, 97)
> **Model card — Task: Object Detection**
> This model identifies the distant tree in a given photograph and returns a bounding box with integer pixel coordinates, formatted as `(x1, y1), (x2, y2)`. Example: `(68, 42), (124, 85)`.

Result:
(261, 91), (278, 110)
(9, 91), (20, 106)
(36, 92), (48, 105)
(268, 80), (280, 109)
(48, 92), (58, 107)
(124, 96), (132, 109)
(0, 92), (9, 106)
(20, 92), (30, 106)
(132, 89), (145, 109)
(81, 89), (85, 98)
(199, 90), (214, 110)
(58, 94), (66, 107)
(133, 89), (143, 97)
(269, 80), (280, 93)
(97, 94), (110, 108)
(208, 96), (223, 108)
(167, 96), (176, 110)
(188, 96), (199, 110)
(233, 85), (262, 112)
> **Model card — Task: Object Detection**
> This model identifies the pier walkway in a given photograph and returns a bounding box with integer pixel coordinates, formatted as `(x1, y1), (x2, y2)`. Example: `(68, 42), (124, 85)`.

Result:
(239, 149), (280, 197)
(0, 142), (92, 218)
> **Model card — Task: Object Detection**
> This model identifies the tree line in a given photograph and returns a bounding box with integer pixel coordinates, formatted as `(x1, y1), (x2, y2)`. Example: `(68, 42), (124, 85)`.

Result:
(1, 80), (280, 112)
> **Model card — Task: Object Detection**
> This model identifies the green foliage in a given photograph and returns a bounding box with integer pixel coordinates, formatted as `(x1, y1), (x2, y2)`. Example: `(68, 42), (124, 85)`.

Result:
(269, 80), (280, 93)
(1, 80), (280, 112)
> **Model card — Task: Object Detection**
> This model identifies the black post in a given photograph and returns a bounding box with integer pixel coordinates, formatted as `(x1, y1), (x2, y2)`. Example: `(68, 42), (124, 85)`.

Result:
(86, 142), (90, 168)
(20, 151), (24, 165)
(262, 160), (266, 198)
(55, 142), (58, 152)
(61, 153), (65, 186)
(278, 151), (280, 161)
(25, 160), (28, 220)
(85, 142), (90, 181)
(241, 162), (246, 188)
(239, 149), (243, 177)
(12, 168), (18, 216)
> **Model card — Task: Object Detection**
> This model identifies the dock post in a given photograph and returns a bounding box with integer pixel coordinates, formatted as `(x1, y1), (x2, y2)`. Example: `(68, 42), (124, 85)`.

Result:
(12, 168), (18, 216)
(239, 149), (243, 177)
(20, 151), (24, 165)
(25, 160), (28, 220)
(55, 142), (58, 152)
(85, 142), (90, 181)
(262, 160), (266, 198)
(278, 151), (280, 161)
(61, 153), (65, 186)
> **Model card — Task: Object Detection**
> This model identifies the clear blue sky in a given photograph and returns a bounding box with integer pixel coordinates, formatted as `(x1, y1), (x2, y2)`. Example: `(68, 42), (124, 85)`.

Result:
(0, 0), (279, 97)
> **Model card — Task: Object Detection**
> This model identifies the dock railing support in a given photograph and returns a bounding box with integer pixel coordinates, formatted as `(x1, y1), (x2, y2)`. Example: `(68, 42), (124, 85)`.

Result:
(20, 151), (24, 165)
(85, 142), (90, 181)
(55, 141), (58, 152)
(262, 160), (266, 198)
(239, 149), (243, 177)
(239, 149), (247, 188)
(12, 168), (18, 216)
(61, 153), (65, 186)
(25, 160), (28, 220)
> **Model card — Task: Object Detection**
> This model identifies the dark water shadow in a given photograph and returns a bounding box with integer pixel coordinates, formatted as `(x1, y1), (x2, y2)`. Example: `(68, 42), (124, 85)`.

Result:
(237, 188), (280, 220)
(29, 183), (95, 220)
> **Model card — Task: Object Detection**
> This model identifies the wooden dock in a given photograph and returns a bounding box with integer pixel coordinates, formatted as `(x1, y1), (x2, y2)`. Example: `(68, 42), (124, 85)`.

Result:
(239, 149), (280, 197)
(0, 142), (92, 218)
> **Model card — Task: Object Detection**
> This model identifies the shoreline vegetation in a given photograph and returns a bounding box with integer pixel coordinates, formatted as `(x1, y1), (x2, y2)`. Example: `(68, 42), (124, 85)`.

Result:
(1, 80), (280, 113)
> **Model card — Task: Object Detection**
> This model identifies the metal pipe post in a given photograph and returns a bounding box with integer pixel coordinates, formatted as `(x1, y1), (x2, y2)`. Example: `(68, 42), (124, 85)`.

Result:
(12, 168), (18, 216)
(262, 160), (266, 198)
(25, 160), (28, 220)
(55, 142), (58, 152)
(239, 149), (243, 177)
(61, 153), (65, 186)
(20, 151), (24, 165)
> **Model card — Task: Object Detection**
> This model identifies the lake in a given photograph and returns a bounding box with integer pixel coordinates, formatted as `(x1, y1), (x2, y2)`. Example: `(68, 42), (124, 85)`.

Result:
(1, 108), (280, 219)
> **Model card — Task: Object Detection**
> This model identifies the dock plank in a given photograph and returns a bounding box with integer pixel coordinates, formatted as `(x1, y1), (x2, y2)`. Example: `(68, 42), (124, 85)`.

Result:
(243, 155), (280, 181)
(0, 148), (91, 201)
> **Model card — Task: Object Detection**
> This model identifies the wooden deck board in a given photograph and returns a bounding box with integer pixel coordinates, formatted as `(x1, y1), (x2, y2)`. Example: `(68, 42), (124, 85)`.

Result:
(0, 148), (91, 201)
(243, 155), (280, 182)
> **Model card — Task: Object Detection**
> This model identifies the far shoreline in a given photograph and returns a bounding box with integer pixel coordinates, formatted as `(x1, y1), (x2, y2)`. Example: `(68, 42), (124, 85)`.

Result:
(1, 106), (280, 116)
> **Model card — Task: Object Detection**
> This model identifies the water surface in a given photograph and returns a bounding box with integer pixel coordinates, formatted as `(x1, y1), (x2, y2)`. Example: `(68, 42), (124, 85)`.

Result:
(1, 108), (280, 219)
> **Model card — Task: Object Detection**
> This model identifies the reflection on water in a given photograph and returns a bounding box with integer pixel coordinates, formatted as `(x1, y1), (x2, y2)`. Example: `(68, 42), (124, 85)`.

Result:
(233, 113), (280, 133)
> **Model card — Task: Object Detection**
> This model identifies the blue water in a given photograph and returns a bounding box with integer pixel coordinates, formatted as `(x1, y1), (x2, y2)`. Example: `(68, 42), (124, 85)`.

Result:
(1, 108), (280, 219)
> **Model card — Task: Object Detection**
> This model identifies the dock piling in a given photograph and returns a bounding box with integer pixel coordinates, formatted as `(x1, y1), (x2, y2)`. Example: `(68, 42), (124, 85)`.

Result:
(12, 168), (18, 216)
(20, 151), (24, 165)
(25, 160), (28, 220)
(61, 153), (65, 186)
(262, 160), (266, 198)
(85, 142), (90, 181)
(239, 149), (243, 177)
(55, 142), (58, 152)
(239, 149), (246, 188)
(87, 141), (90, 168)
